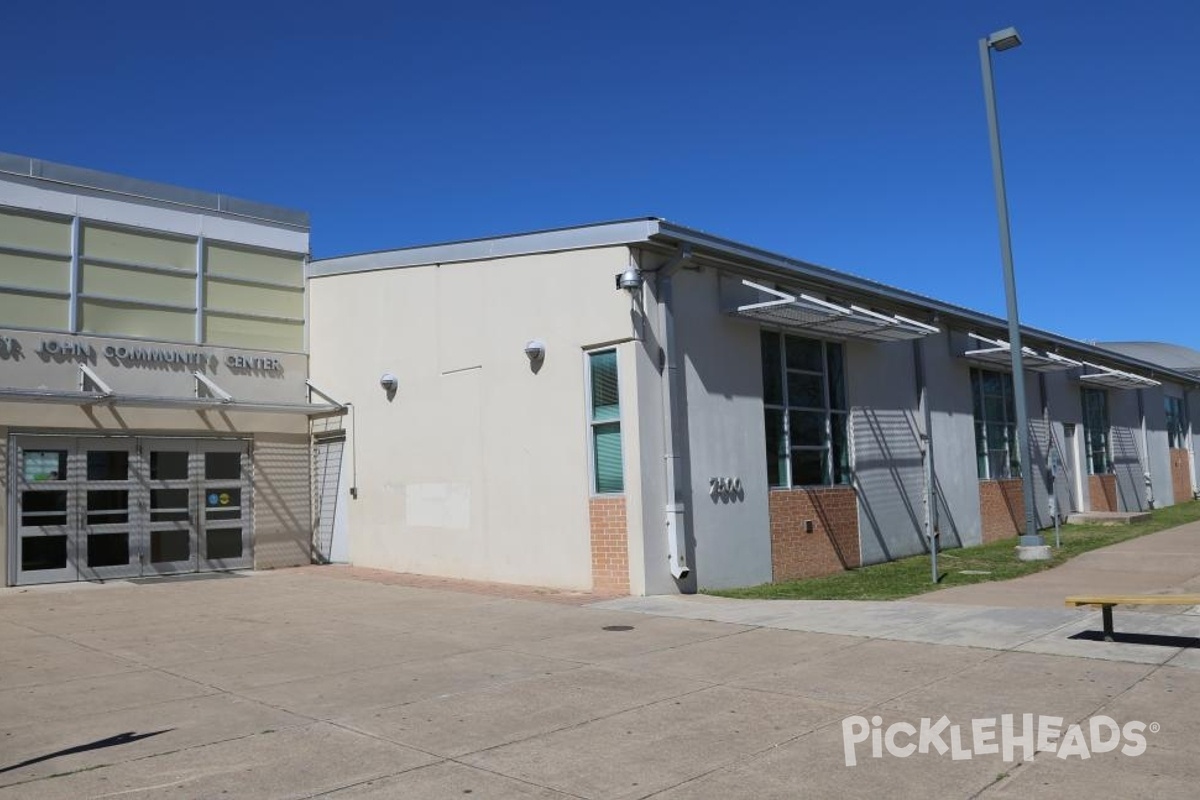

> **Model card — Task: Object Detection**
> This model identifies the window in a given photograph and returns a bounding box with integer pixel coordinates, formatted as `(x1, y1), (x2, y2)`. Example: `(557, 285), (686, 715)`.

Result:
(587, 349), (623, 494)
(761, 330), (849, 488)
(1081, 388), (1111, 475)
(970, 368), (1020, 479)
(1165, 395), (1188, 449)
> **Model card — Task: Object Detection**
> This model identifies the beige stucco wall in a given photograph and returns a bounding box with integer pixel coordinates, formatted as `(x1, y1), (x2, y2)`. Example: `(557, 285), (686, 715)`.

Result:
(309, 246), (640, 590)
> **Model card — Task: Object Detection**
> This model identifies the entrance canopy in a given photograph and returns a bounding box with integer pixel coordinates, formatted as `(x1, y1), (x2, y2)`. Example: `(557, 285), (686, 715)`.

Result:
(0, 365), (345, 416)
(730, 280), (940, 342)
(962, 332), (1083, 373)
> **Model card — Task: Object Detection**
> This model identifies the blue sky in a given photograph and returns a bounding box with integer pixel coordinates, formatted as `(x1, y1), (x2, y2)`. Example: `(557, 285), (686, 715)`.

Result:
(3, 1), (1197, 347)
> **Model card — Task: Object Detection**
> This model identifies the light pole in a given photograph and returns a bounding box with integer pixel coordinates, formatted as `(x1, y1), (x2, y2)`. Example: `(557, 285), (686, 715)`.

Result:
(979, 26), (1048, 559)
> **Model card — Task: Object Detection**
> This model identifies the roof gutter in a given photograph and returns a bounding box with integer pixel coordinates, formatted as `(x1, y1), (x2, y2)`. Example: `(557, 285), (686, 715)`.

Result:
(647, 221), (1200, 388)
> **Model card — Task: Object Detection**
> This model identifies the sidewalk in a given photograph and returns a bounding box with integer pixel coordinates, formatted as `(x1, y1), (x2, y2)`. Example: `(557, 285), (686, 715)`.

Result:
(593, 523), (1200, 670)
(913, 520), (1200, 608)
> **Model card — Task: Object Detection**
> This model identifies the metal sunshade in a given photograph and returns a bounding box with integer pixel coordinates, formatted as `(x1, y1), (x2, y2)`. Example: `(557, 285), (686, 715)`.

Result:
(1078, 361), (1160, 389)
(962, 332), (1083, 373)
(732, 280), (939, 342)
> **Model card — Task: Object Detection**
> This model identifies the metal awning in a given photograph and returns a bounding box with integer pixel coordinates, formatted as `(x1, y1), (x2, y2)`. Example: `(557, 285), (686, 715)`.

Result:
(962, 332), (1083, 373)
(1079, 361), (1160, 389)
(0, 365), (345, 416)
(731, 280), (940, 342)
(0, 386), (344, 415)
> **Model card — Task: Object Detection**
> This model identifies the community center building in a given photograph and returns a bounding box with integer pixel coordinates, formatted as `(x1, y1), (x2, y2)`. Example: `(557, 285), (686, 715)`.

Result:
(0, 153), (340, 587)
(4, 153), (1199, 594)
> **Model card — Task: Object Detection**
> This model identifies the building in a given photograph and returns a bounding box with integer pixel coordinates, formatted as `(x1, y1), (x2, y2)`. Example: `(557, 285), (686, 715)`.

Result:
(1, 153), (340, 587)
(5, 153), (1198, 595)
(308, 219), (1200, 595)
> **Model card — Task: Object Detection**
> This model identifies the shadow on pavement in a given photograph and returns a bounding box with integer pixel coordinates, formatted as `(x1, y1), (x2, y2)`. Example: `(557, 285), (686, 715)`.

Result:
(0, 730), (173, 774)
(1069, 630), (1200, 648)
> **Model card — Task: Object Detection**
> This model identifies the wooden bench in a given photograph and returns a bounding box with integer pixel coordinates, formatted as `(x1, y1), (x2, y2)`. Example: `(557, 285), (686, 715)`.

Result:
(1065, 595), (1200, 642)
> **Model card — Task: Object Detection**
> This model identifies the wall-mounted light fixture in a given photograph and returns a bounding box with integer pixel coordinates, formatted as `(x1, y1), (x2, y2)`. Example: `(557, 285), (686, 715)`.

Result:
(524, 340), (546, 363)
(379, 373), (398, 393)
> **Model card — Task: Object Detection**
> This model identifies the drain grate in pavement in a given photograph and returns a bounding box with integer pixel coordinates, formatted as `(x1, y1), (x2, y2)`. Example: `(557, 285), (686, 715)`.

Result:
(602, 625), (635, 632)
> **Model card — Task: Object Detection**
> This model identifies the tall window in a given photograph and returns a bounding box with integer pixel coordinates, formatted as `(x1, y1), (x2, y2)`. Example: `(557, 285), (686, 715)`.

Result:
(1081, 388), (1111, 475)
(761, 330), (849, 488)
(1165, 395), (1187, 449)
(587, 349), (623, 494)
(971, 368), (1020, 479)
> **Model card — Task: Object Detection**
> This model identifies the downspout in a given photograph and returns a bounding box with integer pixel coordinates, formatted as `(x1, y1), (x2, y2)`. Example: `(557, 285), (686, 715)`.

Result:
(655, 245), (693, 581)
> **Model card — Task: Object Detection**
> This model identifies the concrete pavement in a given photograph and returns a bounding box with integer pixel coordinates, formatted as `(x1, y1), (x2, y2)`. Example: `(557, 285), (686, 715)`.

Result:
(1, 564), (1198, 798)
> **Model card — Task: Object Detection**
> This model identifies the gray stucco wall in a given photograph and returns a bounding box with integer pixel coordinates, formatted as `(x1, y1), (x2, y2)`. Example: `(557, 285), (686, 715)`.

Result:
(849, 339), (927, 565)
(671, 268), (773, 590)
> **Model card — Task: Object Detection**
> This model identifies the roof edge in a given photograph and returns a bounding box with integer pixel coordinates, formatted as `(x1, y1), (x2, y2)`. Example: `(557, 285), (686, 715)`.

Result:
(308, 218), (661, 277)
(0, 151), (310, 230)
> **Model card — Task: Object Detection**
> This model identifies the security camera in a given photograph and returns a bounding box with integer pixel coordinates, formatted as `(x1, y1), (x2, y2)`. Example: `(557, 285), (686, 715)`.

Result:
(616, 267), (643, 291)
(379, 373), (398, 392)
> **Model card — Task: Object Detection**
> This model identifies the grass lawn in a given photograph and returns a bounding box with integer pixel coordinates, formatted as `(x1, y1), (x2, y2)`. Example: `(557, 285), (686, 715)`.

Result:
(708, 500), (1200, 602)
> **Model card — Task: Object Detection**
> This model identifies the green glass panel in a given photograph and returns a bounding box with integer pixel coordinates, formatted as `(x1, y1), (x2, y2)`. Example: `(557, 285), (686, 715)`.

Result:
(789, 410), (826, 447)
(764, 408), (785, 487)
(787, 371), (825, 408)
(593, 422), (624, 493)
(831, 412), (850, 485)
(761, 331), (783, 405)
(791, 449), (828, 486)
(590, 351), (620, 422)
(827, 343), (846, 410)
(784, 335), (822, 372)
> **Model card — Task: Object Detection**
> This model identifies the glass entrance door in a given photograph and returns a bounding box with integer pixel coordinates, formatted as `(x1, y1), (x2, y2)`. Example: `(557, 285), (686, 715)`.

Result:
(143, 438), (199, 575)
(78, 438), (140, 581)
(199, 441), (252, 571)
(13, 437), (76, 585)
(9, 435), (253, 585)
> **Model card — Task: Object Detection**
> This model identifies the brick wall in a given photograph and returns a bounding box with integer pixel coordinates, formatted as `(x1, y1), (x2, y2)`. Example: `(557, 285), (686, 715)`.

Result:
(978, 479), (1024, 543)
(769, 486), (859, 581)
(589, 496), (629, 594)
(1170, 449), (1193, 505)
(1089, 474), (1117, 512)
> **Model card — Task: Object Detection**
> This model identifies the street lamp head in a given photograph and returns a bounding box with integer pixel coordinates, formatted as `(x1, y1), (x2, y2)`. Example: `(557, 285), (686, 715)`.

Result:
(987, 27), (1022, 51)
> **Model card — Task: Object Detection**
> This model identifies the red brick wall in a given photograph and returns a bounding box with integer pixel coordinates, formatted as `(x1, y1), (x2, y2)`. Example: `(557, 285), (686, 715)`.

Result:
(589, 496), (629, 595)
(769, 486), (859, 581)
(1170, 449), (1193, 505)
(1089, 474), (1117, 512)
(979, 479), (1024, 543)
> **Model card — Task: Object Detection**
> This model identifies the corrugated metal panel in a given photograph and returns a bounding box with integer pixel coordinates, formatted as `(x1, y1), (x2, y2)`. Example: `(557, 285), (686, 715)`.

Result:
(853, 407), (927, 563)
(0, 431), (8, 585)
(251, 433), (312, 569)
